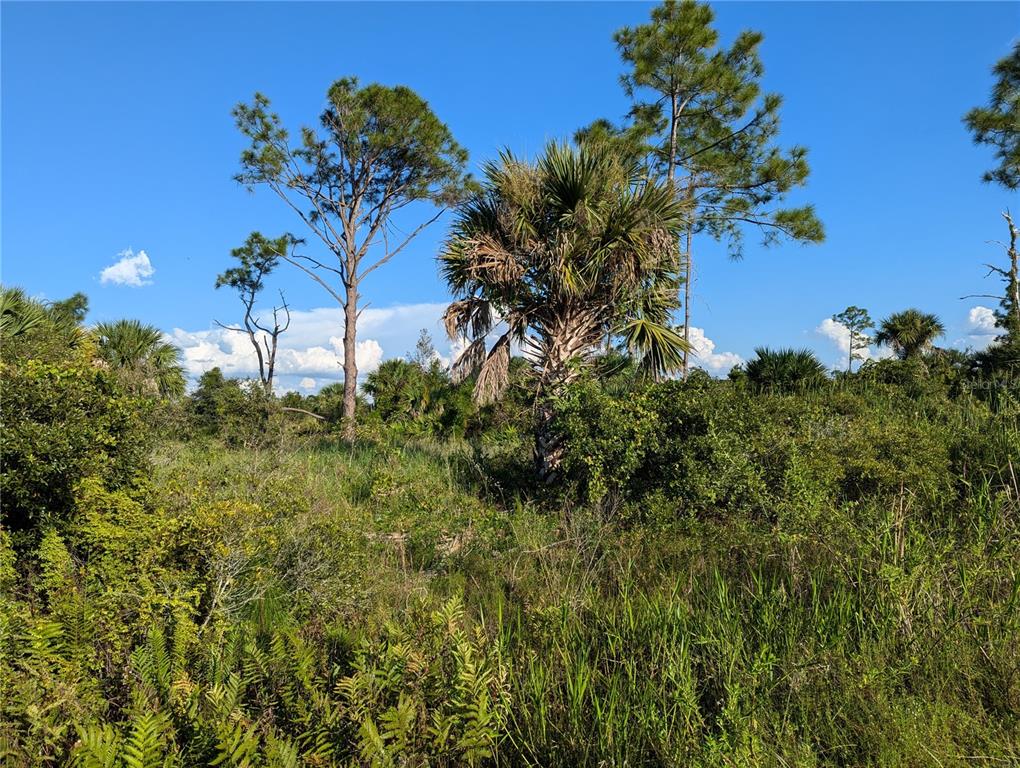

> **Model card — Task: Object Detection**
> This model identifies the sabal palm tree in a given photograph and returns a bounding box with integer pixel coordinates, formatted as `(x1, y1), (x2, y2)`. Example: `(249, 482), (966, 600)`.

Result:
(364, 358), (432, 421)
(0, 287), (50, 340)
(744, 347), (827, 393)
(93, 319), (186, 398)
(874, 309), (945, 360)
(440, 141), (689, 478)
(1, 286), (85, 344)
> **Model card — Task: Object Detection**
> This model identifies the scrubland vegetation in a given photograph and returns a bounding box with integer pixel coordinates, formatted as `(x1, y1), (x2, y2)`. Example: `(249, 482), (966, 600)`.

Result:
(3, 1), (1020, 765)
(3, 284), (1019, 766)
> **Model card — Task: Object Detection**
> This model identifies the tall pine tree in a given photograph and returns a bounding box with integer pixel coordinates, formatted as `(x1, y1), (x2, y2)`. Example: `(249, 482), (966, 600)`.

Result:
(591, 0), (824, 374)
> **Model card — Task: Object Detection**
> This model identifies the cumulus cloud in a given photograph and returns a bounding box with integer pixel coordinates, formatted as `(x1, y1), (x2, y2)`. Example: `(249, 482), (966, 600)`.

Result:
(964, 305), (999, 350)
(169, 325), (384, 381)
(171, 302), (745, 388)
(686, 326), (743, 374)
(816, 318), (854, 359)
(968, 306), (997, 335)
(170, 302), (453, 391)
(100, 249), (155, 287)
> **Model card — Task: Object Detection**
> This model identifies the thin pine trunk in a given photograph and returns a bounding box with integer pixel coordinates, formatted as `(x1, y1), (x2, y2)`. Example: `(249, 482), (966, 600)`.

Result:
(341, 283), (359, 442)
(682, 225), (693, 377)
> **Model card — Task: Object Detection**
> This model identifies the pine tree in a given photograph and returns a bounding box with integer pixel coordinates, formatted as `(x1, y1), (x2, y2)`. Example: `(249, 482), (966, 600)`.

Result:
(215, 232), (296, 393)
(832, 306), (874, 372)
(594, 0), (824, 374)
(964, 42), (1020, 190)
(234, 79), (471, 440)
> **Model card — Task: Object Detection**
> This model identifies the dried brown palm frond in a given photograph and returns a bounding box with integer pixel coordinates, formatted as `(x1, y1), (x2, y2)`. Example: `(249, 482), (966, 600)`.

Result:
(443, 297), (493, 341)
(474, 332), (512, 405)
(465, 234), (526, 286)
(450, 336), (488, 384)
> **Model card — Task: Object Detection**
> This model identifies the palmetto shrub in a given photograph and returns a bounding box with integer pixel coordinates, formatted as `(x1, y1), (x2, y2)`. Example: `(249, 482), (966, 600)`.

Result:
(743, 347), (828, 393)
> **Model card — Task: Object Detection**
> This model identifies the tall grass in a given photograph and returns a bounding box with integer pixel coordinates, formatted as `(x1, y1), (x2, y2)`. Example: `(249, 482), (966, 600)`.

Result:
(486, 483), (1020, 765)
(146, 426), (1020, 765)
(7, 396), (1017, 765)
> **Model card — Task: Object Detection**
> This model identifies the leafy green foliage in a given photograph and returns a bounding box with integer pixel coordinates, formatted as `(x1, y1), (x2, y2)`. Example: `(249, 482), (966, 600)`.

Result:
(1, 319), (149, 537)
(553, 374), (1011, 520)
(189, 368), (279, 447)
(49, 292), (90, 326)
(1, 286), (57, 341)
(363, 358), (473, 438)
(964, 42), (1020, 189)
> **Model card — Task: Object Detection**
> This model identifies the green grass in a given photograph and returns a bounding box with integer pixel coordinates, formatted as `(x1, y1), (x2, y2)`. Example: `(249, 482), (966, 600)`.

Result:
(142, 436), (1020, 766)
(5, 416), (1019, 766)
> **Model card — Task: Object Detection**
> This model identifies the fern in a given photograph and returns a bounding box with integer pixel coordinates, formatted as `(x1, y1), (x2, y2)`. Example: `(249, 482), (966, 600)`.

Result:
(72, 724), (122, 768)
(264, 733), (300, 768)
(132, 626), (173, 702)
(209, 721), (259, 768)
(120, 712), (169, 768)
(357, 717), (388, 766)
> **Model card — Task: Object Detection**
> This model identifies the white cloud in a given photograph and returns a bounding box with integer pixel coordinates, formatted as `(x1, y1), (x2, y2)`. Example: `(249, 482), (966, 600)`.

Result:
(327, 336), (384, 373)
(968, 306), (997, 335)
(100, 249), (155, 287)
(686, 326), (743, 374)
(171, 302), (745, 388)
(963, 305), (999, 351)
(170, 302), (452, 391)
(169, 326), (384, 382)
(816, 318), (854, 359)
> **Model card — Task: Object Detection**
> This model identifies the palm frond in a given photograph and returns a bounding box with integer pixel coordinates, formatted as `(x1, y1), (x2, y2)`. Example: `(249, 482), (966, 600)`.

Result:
(619, 317), (690, 379)
(450, 337), (488, 384)
(473, 332), (512, 405)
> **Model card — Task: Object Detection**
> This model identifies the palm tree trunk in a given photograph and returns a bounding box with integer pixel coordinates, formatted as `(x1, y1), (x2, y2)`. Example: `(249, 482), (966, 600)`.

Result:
(532, 316), (590, 483)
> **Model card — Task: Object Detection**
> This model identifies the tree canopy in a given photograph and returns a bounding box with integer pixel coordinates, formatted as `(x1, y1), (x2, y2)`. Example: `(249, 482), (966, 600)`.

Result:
(874, 309), (945, 361)
(965, 42), (1020, 190)
(234, 78), (472, 438)
(603, 0), (824, 373)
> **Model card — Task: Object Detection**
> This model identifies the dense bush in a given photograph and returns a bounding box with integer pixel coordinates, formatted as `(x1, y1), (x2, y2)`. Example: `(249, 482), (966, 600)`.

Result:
(189, 367), (283, 447)
(554, 374), (1013, 524)
(363, 358), (475, 438)
(1, 313), (149, 540)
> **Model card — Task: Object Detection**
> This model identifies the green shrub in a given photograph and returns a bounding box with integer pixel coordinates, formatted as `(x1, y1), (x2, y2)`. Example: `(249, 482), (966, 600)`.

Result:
(744, 347), (828, 393)
(189, 368), (282, 448)
(556, 377), (966, 523)
(1, 335), (149, 539)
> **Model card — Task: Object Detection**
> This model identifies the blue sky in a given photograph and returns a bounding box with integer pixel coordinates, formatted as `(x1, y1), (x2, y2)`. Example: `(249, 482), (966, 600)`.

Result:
(2, 1), (1017, 390)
